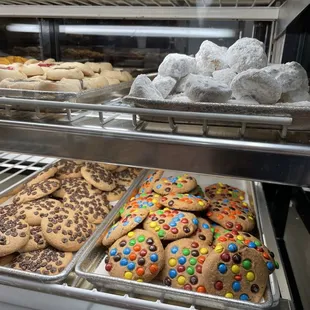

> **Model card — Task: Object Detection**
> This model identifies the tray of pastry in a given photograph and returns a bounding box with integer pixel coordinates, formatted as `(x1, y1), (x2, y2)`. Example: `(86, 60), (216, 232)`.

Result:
(0, 158), (145, 283)
(75, 170), (280, 310)
(123, 37), (310, 131)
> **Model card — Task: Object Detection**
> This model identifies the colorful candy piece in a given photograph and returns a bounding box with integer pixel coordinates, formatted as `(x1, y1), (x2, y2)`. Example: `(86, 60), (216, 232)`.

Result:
(160, 193), (209, 211)
(205, 183), (246, 202)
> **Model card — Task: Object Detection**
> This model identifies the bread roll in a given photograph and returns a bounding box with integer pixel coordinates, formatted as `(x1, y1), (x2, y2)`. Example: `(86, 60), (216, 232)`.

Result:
(0, 78), (40, 90)
(105, 77), (120, 85)
(44, 58), (56, 64)
(24, 59), (39, 65)
(46, 66), (84, 81)
(61, 62), (94, 77)
(85, 62), (101, 73)
(20, 64), (45, 77)
(122, 71), (133, 81)
(101, 70), (122, 81)
(29, 74), (47, 80)
(38, 63), (56, 73)
(60, 78), (83, 91)
(83, 76), (109, 90)
(35, 80), (82, 92)
(99, 62), (113, 71)
(0, 67), (27, 82)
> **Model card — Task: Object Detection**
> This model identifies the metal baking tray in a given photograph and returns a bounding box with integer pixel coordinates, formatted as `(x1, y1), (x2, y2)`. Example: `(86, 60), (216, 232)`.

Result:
(0, 160), (146, 284)
(123, 96), (310, 131)
(75, 171), (279, 310)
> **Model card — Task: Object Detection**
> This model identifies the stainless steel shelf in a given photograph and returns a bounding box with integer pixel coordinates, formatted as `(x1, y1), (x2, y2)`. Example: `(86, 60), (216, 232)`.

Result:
(0, 98), (309, 186)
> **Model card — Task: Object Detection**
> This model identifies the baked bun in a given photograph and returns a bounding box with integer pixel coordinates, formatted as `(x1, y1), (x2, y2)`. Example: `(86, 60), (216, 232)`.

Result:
(0, 78), (40, 90)
(46, 66), (84, 81)
(83, 76), (109, 90)
(99, 62), (113, 71)
(29, 74), (47, 80)
(85, 62), (101, 73)
(43, 58), (56, 64)
(0, 66), (27, 82)
(122, 71), (133, 81)
(24, 59), (39, 65)
(101, 70), (122, 80)
(105, 77), (120, 85)
(35, 80), (82, 92)
(20, 64), (45, 77)
(37, 63), (57, 73)
(60, 78), (83, 90)
(61, 62), (94, 77)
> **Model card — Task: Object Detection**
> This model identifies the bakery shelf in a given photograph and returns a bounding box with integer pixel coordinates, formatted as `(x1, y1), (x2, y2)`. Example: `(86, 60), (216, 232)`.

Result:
(0, 97), (310, 186)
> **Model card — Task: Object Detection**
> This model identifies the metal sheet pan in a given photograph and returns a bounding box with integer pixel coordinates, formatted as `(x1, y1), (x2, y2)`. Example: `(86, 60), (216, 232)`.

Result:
(123, 96), (310, 130)
(0, 161), (146, 284)
(76, 171), (277, 310)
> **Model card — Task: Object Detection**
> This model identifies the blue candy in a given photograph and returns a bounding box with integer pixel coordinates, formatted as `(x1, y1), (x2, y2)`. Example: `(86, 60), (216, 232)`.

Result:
(248, 242), (257, 249)
(171, 246), (179, 254)
(178, 256), (186, 265)
(192, 218), (198, 225)
(240, 294), (249, 301)
(218, 263), (227, 274)
(127, 262), (135, 271)
(232, 281), (241, 292)
(150, 254), (158, 262)
(169, 221), (177, 227)
(266, 261), (274, 271)
(123, 247), (131, 255)
(202, 223), (210, 229)
(110, 248), (117, 256)
(134, 216), (142, 223)
(169, 269), (177, 278)
(120, 258), (128, 266)
(228, 243), (238, 253)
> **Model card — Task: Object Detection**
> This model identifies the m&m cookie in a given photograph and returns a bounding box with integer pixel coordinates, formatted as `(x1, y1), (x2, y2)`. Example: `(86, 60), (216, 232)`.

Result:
(153, 174), (197, 195)
(205, 183), (246, 201)
(120, 193), (162, 217)
(160, 193), (209, 212)
(138, 170), (164, 194)
(188, 185), (205, 198)
(102, 209), (149, 247)
(105, 229), (164, 282)
(143, 208), (198, 240)
(160, 238), (210, 293)
(189, 217), (213, 246)
(206, 199), (255, 232)
(213, 231), (279, 274)
(205, 241), (269, 303)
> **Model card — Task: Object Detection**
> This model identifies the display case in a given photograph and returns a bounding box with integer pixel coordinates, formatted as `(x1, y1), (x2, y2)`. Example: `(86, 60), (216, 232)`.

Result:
(0, 1), (309, 309)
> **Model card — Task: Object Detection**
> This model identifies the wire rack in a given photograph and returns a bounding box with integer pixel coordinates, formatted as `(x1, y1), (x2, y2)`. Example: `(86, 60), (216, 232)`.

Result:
(0, 0), (285, 7)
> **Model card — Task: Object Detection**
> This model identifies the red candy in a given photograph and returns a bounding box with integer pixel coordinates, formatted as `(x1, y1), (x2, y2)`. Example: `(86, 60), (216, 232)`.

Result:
(232, 230), (239, 235)
(105, 263), (112, 272)
(196, 265), (202, 274)
(225, 233), (234, 239)
(214, 281), (223, 290)
(181, 218), (189, 224)
(191, 241), (199, 248)
(234, 275), (242, 281)
(161, 197), (168, 201)
(140, 249), (147, 256)
(177, 265), (185, 272)
(171, 228), (178, 234)
(235, 223), (243, 231)
(184, 284), (192, 291)
(257, 247), (264, 253)
(163, 224), (170, 230)
(220, 253), (230, 262)
(160, 214), (166, 218)
(226, 221), (233, 229)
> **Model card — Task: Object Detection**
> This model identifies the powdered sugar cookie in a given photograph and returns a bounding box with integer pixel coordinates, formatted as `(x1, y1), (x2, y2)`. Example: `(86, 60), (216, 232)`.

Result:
(161, 238), (211, 293)
(205, 183), (246, 201)
(102, 209), (149, 247)
(105, 229), (164, 282)
(153, 174), (197, 195)
(160, 193), (209, 211)
(143, 208), (198, 240)
(138, 170), (164, 194)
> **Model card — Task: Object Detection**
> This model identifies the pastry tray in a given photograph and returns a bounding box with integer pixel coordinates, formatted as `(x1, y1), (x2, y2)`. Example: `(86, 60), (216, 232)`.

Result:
(0, 161), (147, 284)
(75, 171), (279, 310)
(123, 96), (310, 131)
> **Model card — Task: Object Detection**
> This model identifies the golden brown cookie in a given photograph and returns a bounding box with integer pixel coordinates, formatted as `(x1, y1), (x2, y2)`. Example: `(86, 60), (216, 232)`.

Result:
(52, 177), (93, 198)
(63, 192), (111, 224)
(143, 208), (198, 240)
(114, 169), (137, 186)
(188, 217), (213, 246)
(55, 160), (82, 180)
(105, 184), (127, 202)
(27, 166), (57, 187)
(102, 209), (149, 247)
(160, 238), (211, 293)
(98, 163), (118, 171)
(16, 197), (63, 226)
(204, 241), (269, 303)
(11, 247), (73, 275)
(13, 179), (60, 204)
(0, 204), (18, 218)
(0, 253), (17, 266)
(205, 183), (246, 201)
(81, 163), (116, 191)
(105, 229), (164, 282)
(114, 166), (128, 172)
(153, 174), (197, 195)
(160, 193), (209, 211)
(18, 226), (48, 253)
(0, 216), (29, 257)
(188, 185), (204, 197)
(138, 170), (164, 194)
(206, 199), (255, 232)
(120, 192), (162, 217)
(41, 211), (95, 251)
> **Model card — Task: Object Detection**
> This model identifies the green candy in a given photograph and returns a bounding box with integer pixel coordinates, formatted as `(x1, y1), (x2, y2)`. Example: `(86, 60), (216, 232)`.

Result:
(138, 235), (145, 242)
(189, 258), (197, 266)
(158, 230), (165, 238)
(177, 183), (183, 188)
(129, 239), (136, 246)
(157, 210), (164, 215)
(242, 259), (252, 270)
(254, 240), (262, 246)
(186, 266), (195, 275)
(275, 261), (279, 269)
(182, 248), (190, 256)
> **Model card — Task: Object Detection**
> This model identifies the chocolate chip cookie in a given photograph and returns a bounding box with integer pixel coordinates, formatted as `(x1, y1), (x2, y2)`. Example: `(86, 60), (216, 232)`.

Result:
(27, 166), (57, 187)
(114, 169), (137, 186)
(18, 226), (48, 253)
(54, 160), (82, 179)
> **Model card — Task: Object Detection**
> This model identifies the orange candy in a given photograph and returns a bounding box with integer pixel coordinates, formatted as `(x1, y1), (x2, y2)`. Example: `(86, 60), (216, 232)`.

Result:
(133, 244), (141, 252)
(136, 267), (145, 276)
(217, 215), (224, 220)
(218, 236), (227, 242)
(129, 253), (137, 261)
(196, 286), (206, 293)
(263, 252), (270, 260)
(207, 212), (213, 217)
(198, 256), (205, 264)
(149, 264), (158, 274)
(244, 240), (250, 245)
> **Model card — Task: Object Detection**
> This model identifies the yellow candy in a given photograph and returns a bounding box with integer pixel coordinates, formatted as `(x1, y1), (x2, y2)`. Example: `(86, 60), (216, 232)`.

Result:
(200, 247), (208, 255)
(231, 265), (240, 274)
(177, 276), (186, 285)
(246, 272), (255, 282)
(163, 208), (170, 211)
(127, 231), (135, 237)
(124, 272), (133, 280)
(168, 258), (177, 267)
(225, 292), (234, 298)
(198, 201), (205, 206)
(214, 245), (223, 253)
(152, 199), (158, 204)
(155, 226), (160, 231)
(239, 196), (244, 200)
(248, 216), (254, 221)
(137, 279), (143, 282)
(178, 178), (183, 181)
(242, 202), (248, 207)
(164, 180), (169, 183)
(154, 194), (159, 198)
(216, 190), (222, 194)
(236, 235), (244, 241)
(149, 222), (157, 228)
(219, 182), (224, 187)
